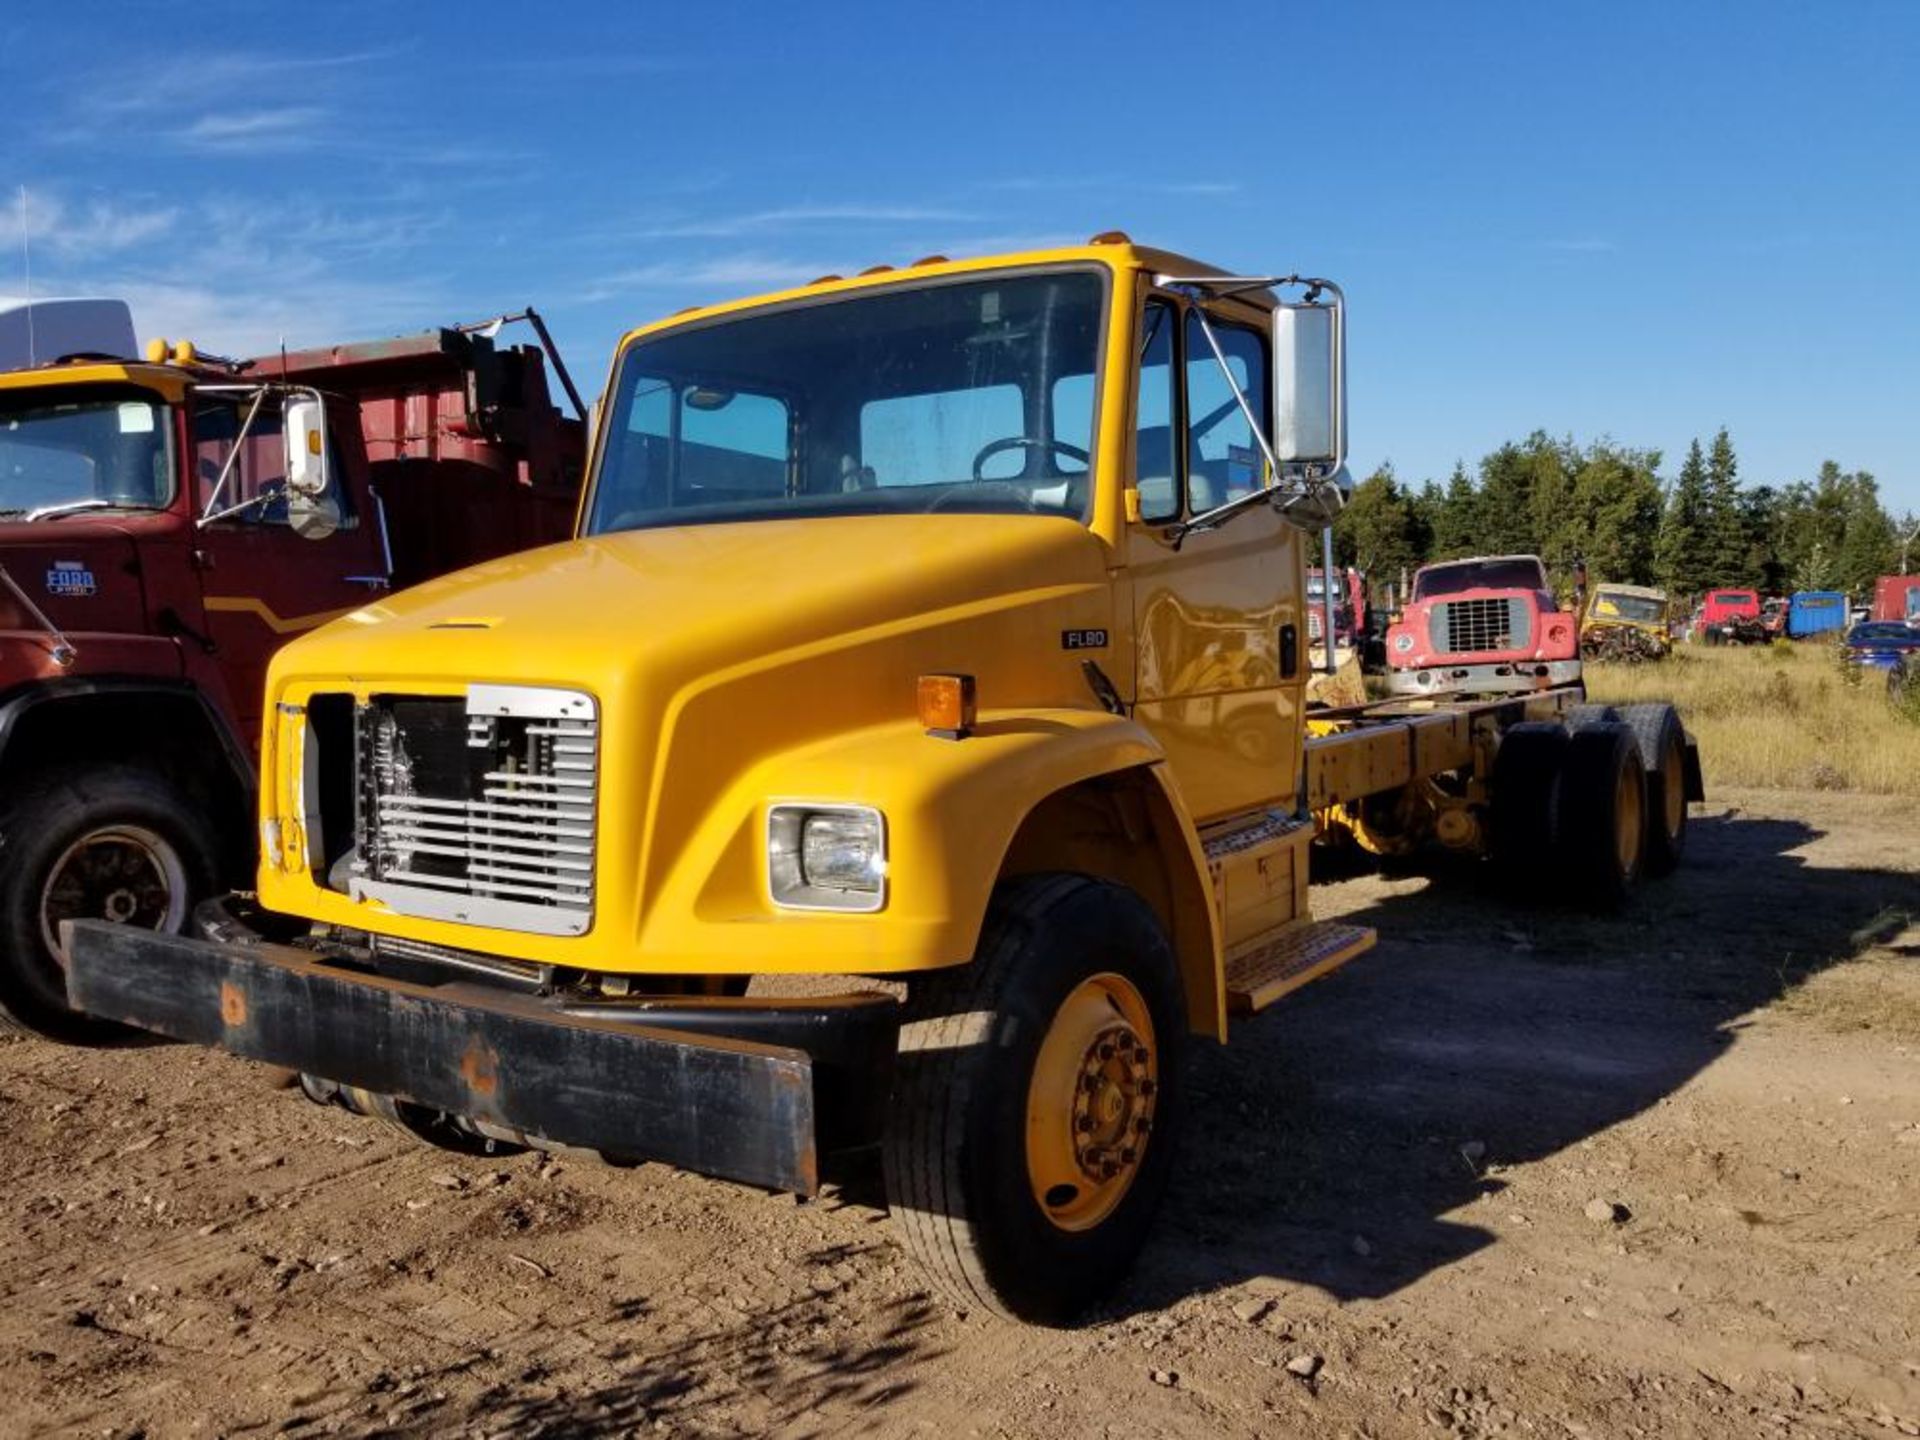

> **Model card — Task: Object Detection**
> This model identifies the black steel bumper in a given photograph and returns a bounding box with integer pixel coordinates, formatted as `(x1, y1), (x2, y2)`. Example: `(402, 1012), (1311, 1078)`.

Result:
(62, 905), (901, 1196)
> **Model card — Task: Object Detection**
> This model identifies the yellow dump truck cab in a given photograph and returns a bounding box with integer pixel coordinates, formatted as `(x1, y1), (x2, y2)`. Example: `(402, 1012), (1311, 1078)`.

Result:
(65, 240), (1698, 1324)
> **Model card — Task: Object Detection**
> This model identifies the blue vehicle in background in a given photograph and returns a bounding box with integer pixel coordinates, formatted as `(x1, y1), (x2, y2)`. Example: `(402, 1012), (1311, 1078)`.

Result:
(1843, 620), (1920, 671)
(1788, 590), (1848, 639)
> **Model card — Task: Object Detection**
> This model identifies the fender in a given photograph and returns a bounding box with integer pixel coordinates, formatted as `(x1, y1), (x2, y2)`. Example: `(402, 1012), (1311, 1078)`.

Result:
(0, 676), (256, 803)
(621, 708), (1215, 983)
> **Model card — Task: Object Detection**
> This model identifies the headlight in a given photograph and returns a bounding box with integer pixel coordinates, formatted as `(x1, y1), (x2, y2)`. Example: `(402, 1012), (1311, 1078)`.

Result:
(768, 804), (887, 912)
(1393, 633), (1415, 654)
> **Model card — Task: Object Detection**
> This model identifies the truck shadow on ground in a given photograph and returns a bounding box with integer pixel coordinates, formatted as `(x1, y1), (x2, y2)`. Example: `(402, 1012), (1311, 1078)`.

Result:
(383, 1279), (948, 1438)
(1118, 807), (1920, 1316)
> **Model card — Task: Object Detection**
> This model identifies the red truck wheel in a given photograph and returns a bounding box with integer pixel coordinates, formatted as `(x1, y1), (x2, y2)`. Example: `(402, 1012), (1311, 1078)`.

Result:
(0, 764), (217, 1043)
(884, 873), (1186, 1324)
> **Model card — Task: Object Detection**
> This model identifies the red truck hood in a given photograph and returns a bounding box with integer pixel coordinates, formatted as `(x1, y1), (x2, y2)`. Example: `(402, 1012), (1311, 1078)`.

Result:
(0, 517), (155, 639)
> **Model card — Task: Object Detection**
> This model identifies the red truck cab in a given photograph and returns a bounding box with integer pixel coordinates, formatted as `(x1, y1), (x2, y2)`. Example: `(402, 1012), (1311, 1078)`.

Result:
(1872, 575), (1920, 625)
(1306, 565), (1366, 653)
(1697, 588), (1762, 644)
(1386, 554), (1580, 698)
(0, 322), (584, 1040)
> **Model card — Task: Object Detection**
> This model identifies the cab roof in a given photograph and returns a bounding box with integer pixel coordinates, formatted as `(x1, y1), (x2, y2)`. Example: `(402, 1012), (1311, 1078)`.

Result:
(0, 360), (190, 402)
(615, 238), (1271, 350)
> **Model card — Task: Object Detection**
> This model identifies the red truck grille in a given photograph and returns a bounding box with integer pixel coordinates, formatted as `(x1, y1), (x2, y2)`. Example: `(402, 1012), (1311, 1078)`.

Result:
(1431, 597), (1531, 655)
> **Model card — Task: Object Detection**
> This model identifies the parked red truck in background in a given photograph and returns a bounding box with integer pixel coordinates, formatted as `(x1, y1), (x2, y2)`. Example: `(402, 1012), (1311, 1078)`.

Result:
(1872, 574), (1920, 625)
(1386, 554), (1581, 698)
(1695, 588), (1764, 644)
(0, 309), (584, 1039)
(1306, 564), (1366, 656)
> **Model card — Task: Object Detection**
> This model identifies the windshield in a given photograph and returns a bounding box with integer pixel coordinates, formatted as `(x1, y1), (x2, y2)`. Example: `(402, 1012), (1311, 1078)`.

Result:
(1591, 591), (1666, 623)
(0, 388), (173, 518)
(1414, 559), (1547, 600)
(1851, 623), (1915, 642)
(588, 270), (1105, 534)
(1712, 591), (1756, 606)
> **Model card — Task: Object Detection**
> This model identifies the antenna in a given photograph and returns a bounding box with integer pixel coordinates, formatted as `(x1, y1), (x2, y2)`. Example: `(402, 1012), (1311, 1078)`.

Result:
(17, 185), (34, 366)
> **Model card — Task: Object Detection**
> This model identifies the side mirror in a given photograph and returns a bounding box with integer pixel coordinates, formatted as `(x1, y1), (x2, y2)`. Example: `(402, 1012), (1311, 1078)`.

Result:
(1271, 283), (1347, 531)
(283, 395), (330, 499)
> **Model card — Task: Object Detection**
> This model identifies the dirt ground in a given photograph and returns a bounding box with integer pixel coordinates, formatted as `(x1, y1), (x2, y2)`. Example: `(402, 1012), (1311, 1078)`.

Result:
(2, 787), (1917, 1440)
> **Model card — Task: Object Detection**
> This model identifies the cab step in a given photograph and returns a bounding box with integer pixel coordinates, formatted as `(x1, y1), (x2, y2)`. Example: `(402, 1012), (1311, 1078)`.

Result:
(1225, 920), (1377, 1015)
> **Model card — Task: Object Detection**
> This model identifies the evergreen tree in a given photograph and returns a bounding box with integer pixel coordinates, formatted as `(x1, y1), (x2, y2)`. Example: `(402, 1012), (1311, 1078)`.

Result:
(1655, 439), (1714, 599)
(1428, 462), (1481, 559)
(1703, 428), (1747, 584)
(1332, 464), (1423, 586)
(1564, 444), (1663, 586)
(1835, 470), (1895, 598)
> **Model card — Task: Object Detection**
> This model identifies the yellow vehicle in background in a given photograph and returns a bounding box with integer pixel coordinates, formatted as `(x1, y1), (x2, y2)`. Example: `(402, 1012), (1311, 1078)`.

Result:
(66, 238), (1701, 1323)
(1581, 582), (1672, 660)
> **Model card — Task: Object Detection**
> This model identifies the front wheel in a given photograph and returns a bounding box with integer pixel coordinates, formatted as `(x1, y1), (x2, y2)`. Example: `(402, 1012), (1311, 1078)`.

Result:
(0, 765), (218, 1043)
(883, 874), (1186, 1324)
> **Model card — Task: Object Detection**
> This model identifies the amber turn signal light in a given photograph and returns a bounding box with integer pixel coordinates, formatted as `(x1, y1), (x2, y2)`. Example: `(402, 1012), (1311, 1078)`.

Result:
(918, 673), (976, 739)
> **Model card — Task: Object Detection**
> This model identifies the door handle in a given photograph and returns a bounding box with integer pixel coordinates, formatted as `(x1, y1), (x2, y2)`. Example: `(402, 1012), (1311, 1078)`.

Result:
(1279, 623), (1299, 679)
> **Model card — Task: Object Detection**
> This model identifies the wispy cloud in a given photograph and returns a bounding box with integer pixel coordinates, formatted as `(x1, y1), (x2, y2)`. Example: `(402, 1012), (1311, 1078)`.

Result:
(982, 176), (1243, 198)
(17, 189), (179, 259)
(579, 254), (840, 303)
(10, 185), (454, 354)
(624, 203), (980, 240)
(176, 106), (330, 153)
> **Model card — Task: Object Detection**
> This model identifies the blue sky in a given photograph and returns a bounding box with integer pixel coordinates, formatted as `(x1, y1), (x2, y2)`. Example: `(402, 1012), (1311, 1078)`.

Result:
(3, 1), (1915, 514)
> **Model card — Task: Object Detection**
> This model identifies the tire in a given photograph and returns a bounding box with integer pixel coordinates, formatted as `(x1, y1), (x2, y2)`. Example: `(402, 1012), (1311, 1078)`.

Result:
(884, 874), (1186, 1325)
(1555, 723), (1647, 911)
(1616, 703), (1690, 876)
(0, 764), (219, 1043)
(1563, 703), (1620, 729)
(1490, 722), (1569, 891)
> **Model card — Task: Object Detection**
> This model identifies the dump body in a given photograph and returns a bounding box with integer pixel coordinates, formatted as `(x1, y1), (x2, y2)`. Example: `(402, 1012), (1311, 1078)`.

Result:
(1787, 590), (1848, 639)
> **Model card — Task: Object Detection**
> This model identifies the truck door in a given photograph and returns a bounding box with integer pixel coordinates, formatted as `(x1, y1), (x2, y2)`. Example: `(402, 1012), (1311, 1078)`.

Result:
(1126, 296), (1308, 824)
(189, 393), (383, 745)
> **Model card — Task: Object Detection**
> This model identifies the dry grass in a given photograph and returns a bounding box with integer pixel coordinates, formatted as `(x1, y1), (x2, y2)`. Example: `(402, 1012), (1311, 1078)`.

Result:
(1586, 640), (1920, 797)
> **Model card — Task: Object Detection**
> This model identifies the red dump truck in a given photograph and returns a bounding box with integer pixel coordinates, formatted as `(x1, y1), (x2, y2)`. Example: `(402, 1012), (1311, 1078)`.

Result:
(0, 312), (584, 1039)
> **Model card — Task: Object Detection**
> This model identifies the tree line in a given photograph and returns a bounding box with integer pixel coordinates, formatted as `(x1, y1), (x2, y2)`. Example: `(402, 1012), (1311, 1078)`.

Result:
(1331, 428), (1917, 603)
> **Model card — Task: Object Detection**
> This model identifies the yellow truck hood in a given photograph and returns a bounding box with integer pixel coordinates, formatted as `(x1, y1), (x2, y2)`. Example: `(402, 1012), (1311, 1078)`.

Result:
(284, 512), (1112, 688)
(266, 513), (1122, 962)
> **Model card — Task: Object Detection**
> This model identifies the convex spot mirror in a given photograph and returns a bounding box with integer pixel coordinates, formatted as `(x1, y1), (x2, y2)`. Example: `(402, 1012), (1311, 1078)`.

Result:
(282, 395), (331, 499)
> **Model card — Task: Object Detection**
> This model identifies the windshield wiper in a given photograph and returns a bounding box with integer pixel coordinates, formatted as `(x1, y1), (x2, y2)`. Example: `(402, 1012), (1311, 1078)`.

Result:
(22, 498), (116, 522)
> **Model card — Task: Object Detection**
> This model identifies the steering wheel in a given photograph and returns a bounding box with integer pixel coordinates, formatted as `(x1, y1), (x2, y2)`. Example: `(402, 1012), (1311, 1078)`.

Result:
(969, 436), (1090, 482)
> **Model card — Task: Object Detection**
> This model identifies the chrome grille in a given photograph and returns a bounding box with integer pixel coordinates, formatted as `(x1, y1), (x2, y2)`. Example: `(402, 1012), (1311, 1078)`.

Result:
(349, 685), (597, 936)
(1431, 597), (1531, 655)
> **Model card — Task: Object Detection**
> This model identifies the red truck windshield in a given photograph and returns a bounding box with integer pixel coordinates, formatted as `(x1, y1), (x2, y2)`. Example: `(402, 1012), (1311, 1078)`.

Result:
(0, 389), (174, 518)
(1414, 559), (1547, 600)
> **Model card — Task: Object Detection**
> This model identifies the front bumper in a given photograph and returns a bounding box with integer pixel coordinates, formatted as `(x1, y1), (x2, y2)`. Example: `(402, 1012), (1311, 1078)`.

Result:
(62, 900), (903, 1195)
(1386, 658), (1583, 698)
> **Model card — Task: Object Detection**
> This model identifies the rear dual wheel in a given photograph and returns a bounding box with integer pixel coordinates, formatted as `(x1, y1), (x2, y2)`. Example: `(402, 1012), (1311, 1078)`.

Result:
(884, 874), (1185, 1324)
(1491, 719), (1653, 909)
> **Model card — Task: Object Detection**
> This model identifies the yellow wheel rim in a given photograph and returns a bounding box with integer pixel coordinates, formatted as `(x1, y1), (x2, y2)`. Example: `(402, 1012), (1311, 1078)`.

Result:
(1025, 972), (1158, 1232)
(1614, 760), (1643, 872)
